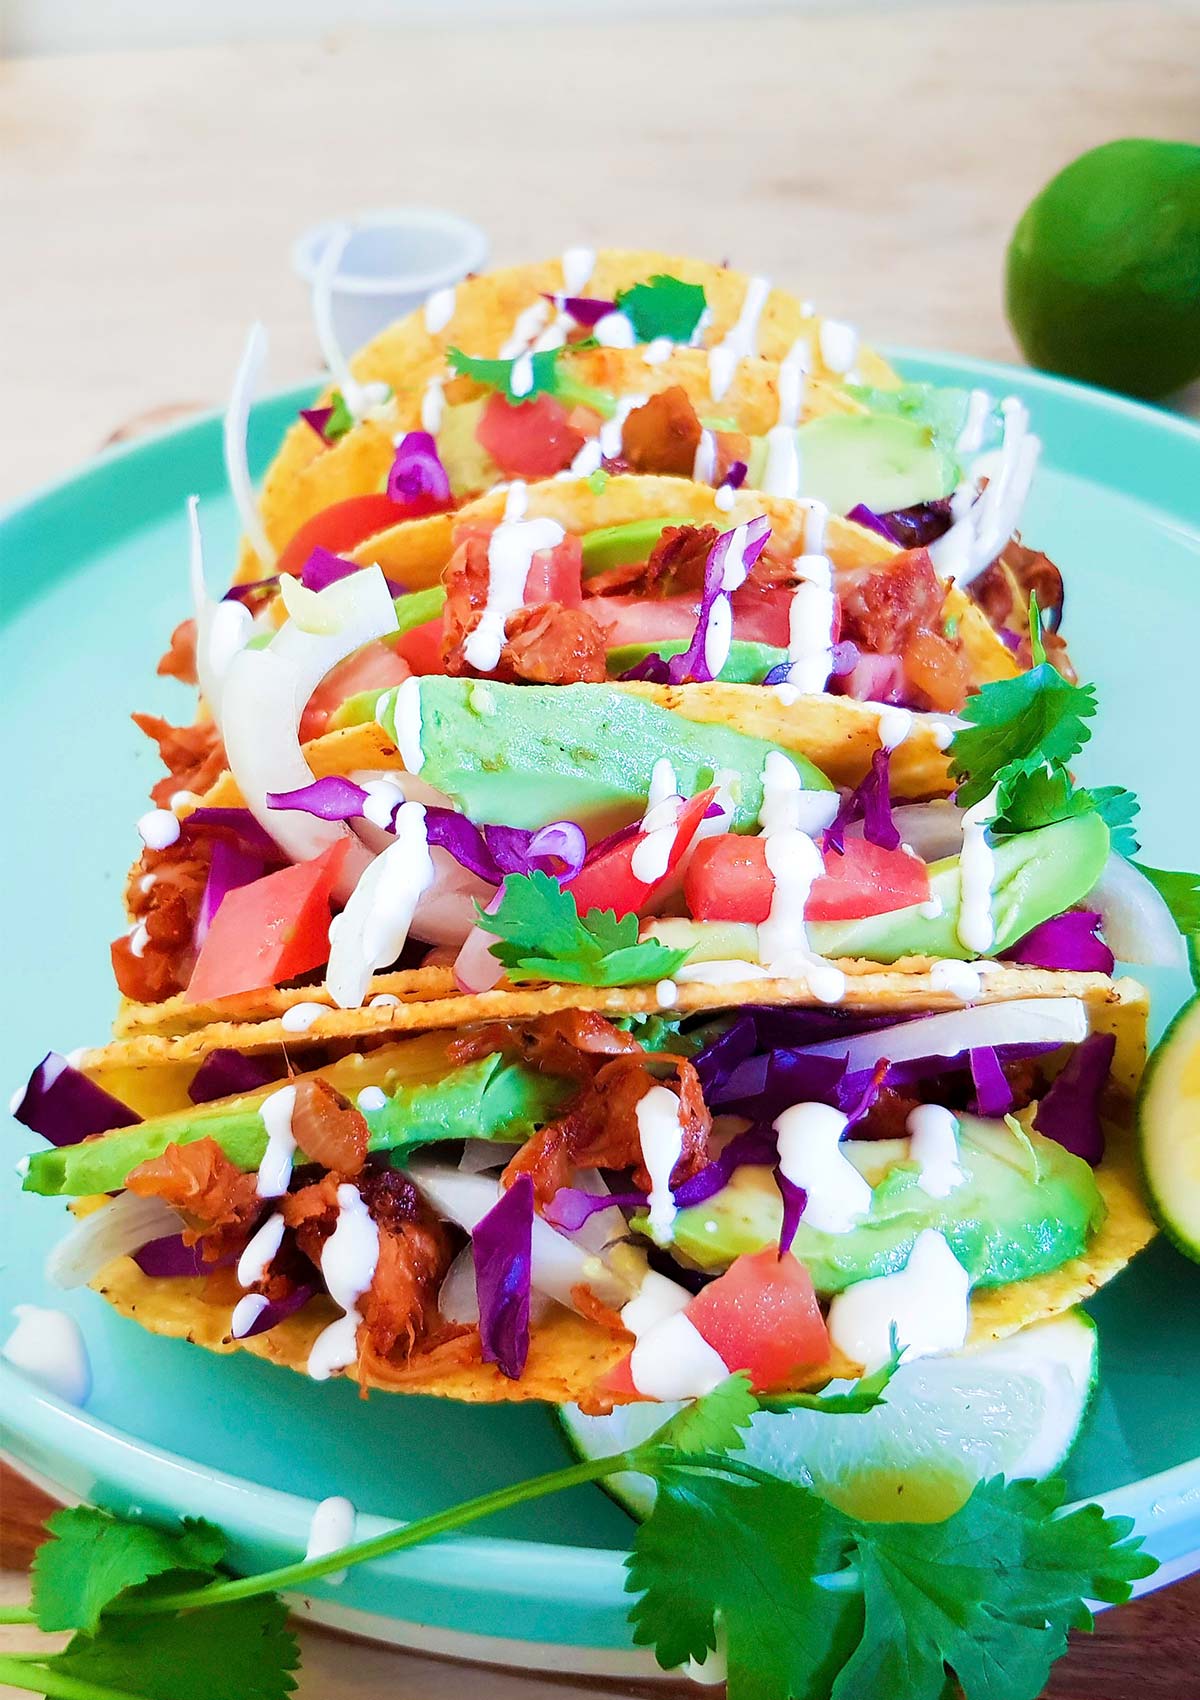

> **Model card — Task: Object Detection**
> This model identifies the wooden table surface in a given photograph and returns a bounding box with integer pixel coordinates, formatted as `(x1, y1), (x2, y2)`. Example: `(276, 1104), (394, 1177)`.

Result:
(3, 3), (1199, 1694)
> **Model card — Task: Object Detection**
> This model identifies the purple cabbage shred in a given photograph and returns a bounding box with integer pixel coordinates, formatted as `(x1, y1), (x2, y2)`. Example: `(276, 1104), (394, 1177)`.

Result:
(188, 1049), (286, 1105)
(473, 1173), (534, 1380)
(1032, 1032), (1115, 1165)
(1003, 911), (1115, 974)
(12, 1054), (140, 1147)
(824, 747), (900, 855)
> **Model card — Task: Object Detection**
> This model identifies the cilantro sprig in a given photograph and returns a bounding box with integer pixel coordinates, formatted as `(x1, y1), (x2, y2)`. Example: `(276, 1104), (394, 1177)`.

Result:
(615, 274), (708, 343)
(482, 869), (691, 987)
(0, 1371), (1155, 1700)
(447, 346), (615, 415)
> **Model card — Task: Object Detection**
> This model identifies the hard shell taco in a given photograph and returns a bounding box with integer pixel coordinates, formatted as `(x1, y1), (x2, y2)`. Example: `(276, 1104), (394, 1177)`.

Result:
(14, 976), (1154, 1408)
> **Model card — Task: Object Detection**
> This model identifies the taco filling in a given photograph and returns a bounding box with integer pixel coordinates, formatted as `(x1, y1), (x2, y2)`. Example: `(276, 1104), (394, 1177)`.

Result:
(13, 989), (1145, 1406)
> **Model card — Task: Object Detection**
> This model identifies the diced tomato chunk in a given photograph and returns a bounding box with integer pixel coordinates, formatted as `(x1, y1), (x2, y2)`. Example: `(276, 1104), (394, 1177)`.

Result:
(298, 641), (412, 742)
(185, 840), (350, 1003)
(587, 589), (789, 648)
(276, 495), (410, 578)
(684, 834), (929, 925)
(522, 533), (584, 609)
(475, 393), (585, 479)
(395, 615), (448, 676)
(686, 1249), (829, 1392)
(568, 788), (716, 920)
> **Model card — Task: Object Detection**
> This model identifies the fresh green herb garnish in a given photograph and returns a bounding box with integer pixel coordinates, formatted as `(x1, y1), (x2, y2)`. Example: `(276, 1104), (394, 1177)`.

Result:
(482, 870), (691, 987)
(615, 274), (707, 343)
(611, 1012), (700, 1055)
(0, 1374), (1155, 1700)
(1133, 863), (1200, 934)
(447, 346), (615, 414)
(323, 390), (354, 441)
(950, 652), (1098, 811)
(587, 467), (610, 495)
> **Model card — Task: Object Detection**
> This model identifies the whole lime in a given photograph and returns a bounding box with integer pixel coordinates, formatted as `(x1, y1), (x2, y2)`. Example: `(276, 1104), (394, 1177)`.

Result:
(1006, 138), (1200, 400)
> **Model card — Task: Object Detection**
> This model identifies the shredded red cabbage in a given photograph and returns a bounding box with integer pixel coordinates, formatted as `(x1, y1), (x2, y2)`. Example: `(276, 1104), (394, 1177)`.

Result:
(823, 748), (900, 855)
(846, 503), (900, 543)
(12, 1054), (140, 1147)
(300, 548), (356, 593)
(763, 639), (859, 690)
(969, 1046), (1012, 1117)
(473, 1173), (533, 1380)
(1003, 911), (1115, 974)
(188, 1049), (286, 1105)
(721, 460), (748, 492)
(222, 575), (279, 606)
(543, 1187), (642, 1231)
(267, 776), (371, 821)
(621, 516), (772, 685)
(233, 1283), (318, 1338)
(876, 499), (955, 551)
(196, 840), (263, 947)
(132, 1234), (236, 1277)
(387, 432), (453, 518)
(542, 293), (616, 328)
(183, 808), (284, 862)
(1032, 1031), (1114, 1165)
(300, 405), (335, 442)
(834, 652), (910, 705)
(774, 1169), (808, 1257)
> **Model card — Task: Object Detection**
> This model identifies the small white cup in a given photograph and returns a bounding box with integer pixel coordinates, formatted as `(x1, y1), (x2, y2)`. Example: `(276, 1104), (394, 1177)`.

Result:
(292, 208), (489, 352)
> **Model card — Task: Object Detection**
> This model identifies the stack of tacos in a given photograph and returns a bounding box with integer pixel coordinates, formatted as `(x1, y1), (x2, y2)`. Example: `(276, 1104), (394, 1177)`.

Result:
(13, 246), (1182, 1411)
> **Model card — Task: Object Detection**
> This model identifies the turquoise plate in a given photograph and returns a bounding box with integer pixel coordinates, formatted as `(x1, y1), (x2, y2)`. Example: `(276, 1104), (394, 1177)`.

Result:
(3, 354), (1200, 1671)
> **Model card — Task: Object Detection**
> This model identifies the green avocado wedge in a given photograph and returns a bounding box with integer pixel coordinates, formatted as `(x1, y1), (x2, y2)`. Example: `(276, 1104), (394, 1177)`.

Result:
(605, 639), (786, 684)
(580, 517), (691, 578)
(23, 1054), (572, 1199)
(390, 678), (833, 833)
(662, 1115), (1105, 1289)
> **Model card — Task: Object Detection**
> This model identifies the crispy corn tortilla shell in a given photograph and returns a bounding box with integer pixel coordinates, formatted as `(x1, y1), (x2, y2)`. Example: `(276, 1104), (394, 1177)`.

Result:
(244, 248), (899, 576)
(244, 347), (869, 582)
(76, 978), (1152, 1405)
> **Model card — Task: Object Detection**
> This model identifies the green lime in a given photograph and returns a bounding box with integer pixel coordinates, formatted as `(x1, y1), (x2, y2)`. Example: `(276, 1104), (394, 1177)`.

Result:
(1006, 138), (1200, 400)
(1137, 993), (1200, 1262)
(557, 1310), (1098, 1522)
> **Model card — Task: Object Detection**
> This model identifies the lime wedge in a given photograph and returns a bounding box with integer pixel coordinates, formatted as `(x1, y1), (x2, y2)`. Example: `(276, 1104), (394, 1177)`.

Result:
(1006, 138), (1200, 400)
(1138, 993), (1200, 1260)
(557, 1310), (1097, 1523)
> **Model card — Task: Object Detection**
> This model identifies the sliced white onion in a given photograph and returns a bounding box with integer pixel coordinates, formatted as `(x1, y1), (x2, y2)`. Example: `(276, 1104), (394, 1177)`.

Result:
(437, 1240), (552, 1325)
(46, 1194), (182, 1290)
(409, 1164), (631, 1311)
(224, 322), (276, 568)
(561, 1169), (630, 1257)
(458, 1139), (523, 1174)
(410, 855), (493, 948)
(325, 801), (435, 1008)
(887, 800), (965, 861)
(220, 566), (397, 893)
(453, 922), (505, 993)
(797, 997), (1089, 1068)
(188, 494), (251, 723)
(1086, 852), (1185, 968)
(931, 397), (1041, 586)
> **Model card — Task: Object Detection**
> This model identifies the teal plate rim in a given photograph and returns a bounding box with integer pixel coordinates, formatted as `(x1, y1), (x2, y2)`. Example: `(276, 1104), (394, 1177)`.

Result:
(3, 349), (1200, 1657)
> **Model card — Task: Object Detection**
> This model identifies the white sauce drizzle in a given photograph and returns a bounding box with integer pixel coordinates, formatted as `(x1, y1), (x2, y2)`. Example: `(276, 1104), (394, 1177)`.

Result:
(692, 428), (717, 484)
(907, 1105), (965, 1199)
(643, 336), (673, 365)
(630, 759), (683, 884)
(500, 299), (553, 359)
(386, 675), (425, 774)
(307, 1184), (380, 1380)
(774, 1102), (872, 1234)
(137, 808), (180, 851)
(621, 1269), (691, 1337)
(420, 374), (446, 435)
(230, 1294), (268, 1338)
(930, 397), (1041, 585)
(568, 436), (604, 479)
(594, 310), (636, 348)
(281, 1000), (327, 1033)
(827, 1229), (970, 1371)
(305, 1496), (356, 1584)
(756, 753), (844, 1001)
(128, 922), (149, 959)
(357, 1086), (388, 1113)
(818, 318), (859, 375)
(777, 337), (811, 426)
(509, 351), (535, 399)
(637, 1085), (686, 1246)
(237, 1211), (286, 1288)
(956, 387), (992, 455)
(957, 785), (999, 954)
(785, 553), (835, 692)
(929, 959), (983, 1000)
(762, 425), (802, 499)
(462, 489), (565, 673)
(360, 778), (405, 831)
(423, 286), (456, 335)
(598, 394), (649, 462)
(707, 274), (771, 401)
(325, 801), (436, 1009)
(368, 993), (401, 1009)
(714, 484), (736, 511)
(656, 978), (679, 1008)
(876, 706), (914, 750)
(561, 246), (596, 295)
(2, 1305), (91, 1405)
(256, 1086), (298, 1199)
(674, 957), (770, 984)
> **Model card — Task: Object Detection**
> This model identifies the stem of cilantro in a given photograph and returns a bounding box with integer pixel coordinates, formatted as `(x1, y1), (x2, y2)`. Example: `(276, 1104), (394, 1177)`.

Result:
(0, 1607), (35, 1624)
(0, 1658), (150, 1700)
(118, 1450), (644, 1616)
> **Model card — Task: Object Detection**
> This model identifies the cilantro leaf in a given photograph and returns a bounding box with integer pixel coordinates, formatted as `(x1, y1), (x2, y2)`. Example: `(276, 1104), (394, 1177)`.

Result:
(483, 871), (691, 986)
(646, 1373), (759, 1456)
(627, 1469), (860, 1698)
(1091, 786), (1141, 857)
(834, 1475), (1156, 1700)
(758, 1345), (900, 1415)
(31, 1508), (225, 1634)
(950, 662), (1098, 810)
(324, 390), (354, 441)
(447, 346), (615, 415)
(51, 1593), (299, 1700)
(1133, 862), (1200, 933)
(615, 275), (707, 343)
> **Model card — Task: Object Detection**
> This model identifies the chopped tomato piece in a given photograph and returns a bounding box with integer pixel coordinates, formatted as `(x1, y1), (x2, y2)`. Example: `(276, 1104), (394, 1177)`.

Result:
(395, 615), (448, 675)
(522, 533), (584, 609)
(298, 641), (412, 743)
(587, 589), (789, 649)
(808, 837), (929, 921)
(686, 1249), (830, 1391)
(276, 495), (410, 579)
(475, 393), (585, 479)
(185, 840), (350, 1003)
(685, 834), (929, 925)
(568, 788), (716, 920)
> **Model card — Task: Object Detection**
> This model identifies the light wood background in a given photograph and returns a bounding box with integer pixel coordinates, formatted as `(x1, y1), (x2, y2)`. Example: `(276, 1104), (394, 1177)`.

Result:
(3, 2), (1200, 1694)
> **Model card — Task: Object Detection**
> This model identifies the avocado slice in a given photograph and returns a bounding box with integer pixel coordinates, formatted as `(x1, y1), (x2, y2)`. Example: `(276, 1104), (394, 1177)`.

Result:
(647, 813), (1111, 965)
(580, 517), (692, 579)
(392, 584), (447, 633)
(745, 414), (959, 514)
(23, 1053), (571, 1199)
(396, 678), (833, 833)
(606, 639), (787, 685)
(663, 1114), (1105, 1291)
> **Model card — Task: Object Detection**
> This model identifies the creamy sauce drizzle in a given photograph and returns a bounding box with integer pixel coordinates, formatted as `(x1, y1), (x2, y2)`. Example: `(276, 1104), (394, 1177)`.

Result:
(423, 286), (456, 335)
(387, 675), (425, 773)
(818, 318), (859, 376)
(692, 428), (717, 484)
(907, 1105), (965, 1198)
(137, 808), (180, 851)
(774, 1102), (872, 1233)
(305, 1496), (356, 1584)
(929, 959), (983, 1000)
(307, 1184), (380, 1380)
(785, 553), (835, 692)
(637, 1085), (687, 1246)
(930, 397), (1041, 585)
(876, 706), (914, 750)
(2, 1305), (91, 1405)
(462, 485), (565, 673)
(707, 274), (771, 401)
(827, 1229), (970, 1371)
(256, 1086), (299, 1198)
(630, 759), (683, 883)
(237, 1211), (286, 1287)
(756, 753), (845, 1001)
(325, 802), (436, 1008)
(957, 785), (999, 954)
(420, 374), (446, 435)
(281, 1000), (327, 1033)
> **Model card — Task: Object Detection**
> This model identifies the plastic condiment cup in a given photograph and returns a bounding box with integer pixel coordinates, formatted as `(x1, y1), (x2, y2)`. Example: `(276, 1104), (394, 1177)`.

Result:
(292, 208), (488, 352)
